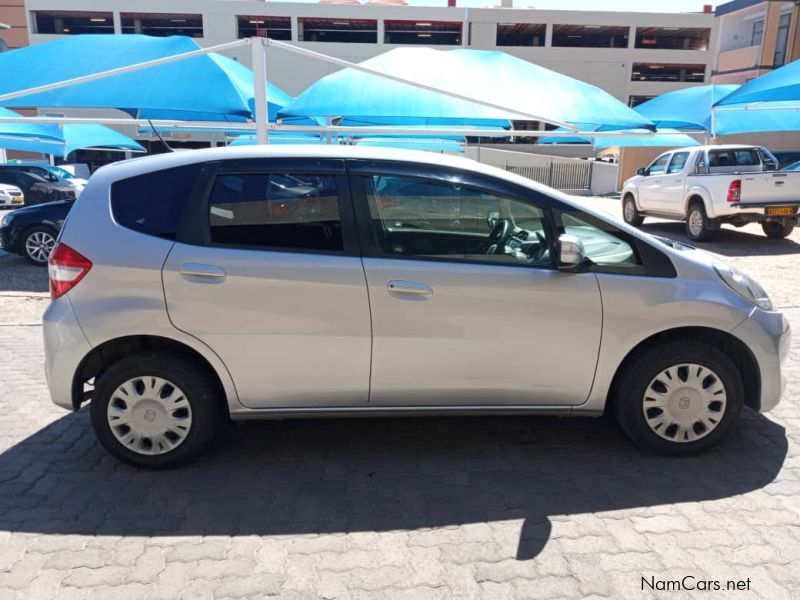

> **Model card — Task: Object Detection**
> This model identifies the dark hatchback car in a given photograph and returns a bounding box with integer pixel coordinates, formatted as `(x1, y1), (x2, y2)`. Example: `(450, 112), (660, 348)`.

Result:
(0, 199), (74, 265)
(0, 170), (75, 206)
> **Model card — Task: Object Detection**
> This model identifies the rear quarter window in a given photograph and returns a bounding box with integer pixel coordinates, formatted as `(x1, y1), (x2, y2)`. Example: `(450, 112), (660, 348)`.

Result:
(111, 164), (202, 240)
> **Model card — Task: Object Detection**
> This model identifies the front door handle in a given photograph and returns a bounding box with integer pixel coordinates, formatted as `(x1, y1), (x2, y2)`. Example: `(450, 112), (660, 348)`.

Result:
(387, 279), (433, 298)
(180, 263), (226, 282)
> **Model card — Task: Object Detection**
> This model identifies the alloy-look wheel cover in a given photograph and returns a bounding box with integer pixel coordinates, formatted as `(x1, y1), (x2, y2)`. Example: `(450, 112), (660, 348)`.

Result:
(25, 231), (55, 263)
(623, 200), (635, 222)
(642, 363), (727, 443)
(107, 376), (193, 455)
(688, 210), (704, 236)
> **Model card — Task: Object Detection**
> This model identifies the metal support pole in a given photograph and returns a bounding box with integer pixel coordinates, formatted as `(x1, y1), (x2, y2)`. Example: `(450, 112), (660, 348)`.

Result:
(251, 37), (269, 144)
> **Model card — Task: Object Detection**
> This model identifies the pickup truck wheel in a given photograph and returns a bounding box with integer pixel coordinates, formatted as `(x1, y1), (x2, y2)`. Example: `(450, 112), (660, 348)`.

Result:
(762, 220), (795, 239)
(622, 195), (644, 226)
(685, 202), (718, 242)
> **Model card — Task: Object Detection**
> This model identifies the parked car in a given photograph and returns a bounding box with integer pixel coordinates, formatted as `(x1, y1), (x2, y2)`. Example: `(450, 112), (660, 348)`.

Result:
(0, 170), (76, 206)
(0, 183), (24, 208)
(621, 145), (800, 241)
(0, 163), (88, 194)
(44, 146), (789, 468)
(0, 198), (73, 265)
(770, 150), (800, 169)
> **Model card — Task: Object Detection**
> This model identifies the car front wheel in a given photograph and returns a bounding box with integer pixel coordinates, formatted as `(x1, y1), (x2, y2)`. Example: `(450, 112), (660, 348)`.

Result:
(90, 353), (223, 469)
(613, 341), (743, 455)
(622, 194), (644, 226)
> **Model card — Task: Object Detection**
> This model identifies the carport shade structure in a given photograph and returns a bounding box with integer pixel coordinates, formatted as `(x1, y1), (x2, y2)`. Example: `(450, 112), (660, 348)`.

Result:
(0, 107), (144, 157)
(0, 34), (293, 123)
(635, 83), (800, 137)
(279, 47), (655, 132)
(538, 128), (701, 149)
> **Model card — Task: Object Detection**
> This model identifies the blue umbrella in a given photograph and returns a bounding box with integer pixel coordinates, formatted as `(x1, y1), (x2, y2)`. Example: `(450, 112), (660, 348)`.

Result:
(281, 48), (654, 132)
(0, 107), (144, 157)
(0, 35), (292, 121)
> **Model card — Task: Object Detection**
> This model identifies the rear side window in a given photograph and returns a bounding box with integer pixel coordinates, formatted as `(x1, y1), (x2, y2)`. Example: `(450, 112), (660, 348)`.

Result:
(111, 164), (201, 240)
(709, 149), (760, 168)
(208, 173), (343, 252)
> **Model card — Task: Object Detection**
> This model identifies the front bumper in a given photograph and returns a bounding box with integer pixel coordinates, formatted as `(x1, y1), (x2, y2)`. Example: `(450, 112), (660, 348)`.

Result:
(43, 296), (93, 411)
(731, 307), (791, 412)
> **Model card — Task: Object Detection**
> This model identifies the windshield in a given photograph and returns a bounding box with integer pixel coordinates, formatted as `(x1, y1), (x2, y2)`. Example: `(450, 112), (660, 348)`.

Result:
(47, 166), (75, 180)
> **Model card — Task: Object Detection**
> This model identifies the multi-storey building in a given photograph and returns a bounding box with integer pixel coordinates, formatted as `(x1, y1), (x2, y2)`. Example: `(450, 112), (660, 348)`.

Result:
(714, 0), (800, 85)
(9, 1), (717, 109)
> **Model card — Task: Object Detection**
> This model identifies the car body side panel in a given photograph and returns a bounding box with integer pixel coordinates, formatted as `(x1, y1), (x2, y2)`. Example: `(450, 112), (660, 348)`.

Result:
(578, 270), (755, 413)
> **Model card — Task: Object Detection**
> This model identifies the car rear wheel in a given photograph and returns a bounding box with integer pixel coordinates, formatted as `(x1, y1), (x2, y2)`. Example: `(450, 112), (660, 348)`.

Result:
(613, 341), (743, 455)
(762, 220), (795, 239)
(622, 194), (644, 227)
(685, 202), (718, 242)
(22, 226), (57, 266)
(90, 353), (223, 469)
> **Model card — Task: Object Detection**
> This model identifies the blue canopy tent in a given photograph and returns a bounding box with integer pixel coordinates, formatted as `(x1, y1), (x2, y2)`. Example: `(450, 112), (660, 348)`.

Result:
(0, 108), (144, 157)
(280, 48), (655, 133)
(539, 128), (701, 149)
(0, 35), (297, 125)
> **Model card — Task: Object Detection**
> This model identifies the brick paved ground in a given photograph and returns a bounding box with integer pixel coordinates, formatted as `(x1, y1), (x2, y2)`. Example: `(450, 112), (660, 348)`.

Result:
(0, 202), (799, 599)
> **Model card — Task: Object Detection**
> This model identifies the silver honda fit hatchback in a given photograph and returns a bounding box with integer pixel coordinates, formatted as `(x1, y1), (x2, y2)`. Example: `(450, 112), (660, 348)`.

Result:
(43, 146), (790, 468)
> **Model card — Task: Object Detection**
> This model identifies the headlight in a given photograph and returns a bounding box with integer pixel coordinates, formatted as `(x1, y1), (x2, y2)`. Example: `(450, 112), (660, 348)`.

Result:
(0, 213), (11, 227)
(714, 263), (773, 311)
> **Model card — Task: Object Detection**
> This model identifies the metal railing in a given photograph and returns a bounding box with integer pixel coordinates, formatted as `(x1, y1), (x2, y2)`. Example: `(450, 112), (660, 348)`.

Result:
(506, 160), (592, 190)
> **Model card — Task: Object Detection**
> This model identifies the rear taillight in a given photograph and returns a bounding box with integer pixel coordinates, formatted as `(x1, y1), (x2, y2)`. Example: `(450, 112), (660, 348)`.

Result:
(48, 243), (92, 300)
(726, 179), (741, 203)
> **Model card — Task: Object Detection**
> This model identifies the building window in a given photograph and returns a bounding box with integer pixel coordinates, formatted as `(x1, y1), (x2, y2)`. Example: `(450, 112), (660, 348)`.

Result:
(634, 27), (710, 51)
(496, 23), (546, 47)
(384, 20), (461, 45)
(237, 16), (291, 40)
(631, 63), (706, 82)
(627, 95), (656, 108)
(32, 11), (114, 35)
(774, 13), (791, 66)
(552, 24), (629, 48)
(751, 19), (764, 46)
(298, 18), (377, 43)
(120, 13), (203, 38)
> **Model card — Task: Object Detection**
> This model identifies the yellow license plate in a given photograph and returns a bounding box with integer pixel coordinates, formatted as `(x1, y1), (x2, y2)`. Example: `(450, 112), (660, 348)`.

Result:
(11, 197), (23, 204)
(766, 206), (795, 216)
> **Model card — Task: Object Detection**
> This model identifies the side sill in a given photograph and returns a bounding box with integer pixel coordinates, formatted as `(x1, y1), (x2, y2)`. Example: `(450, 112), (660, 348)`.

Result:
(228, 404), (604, 421)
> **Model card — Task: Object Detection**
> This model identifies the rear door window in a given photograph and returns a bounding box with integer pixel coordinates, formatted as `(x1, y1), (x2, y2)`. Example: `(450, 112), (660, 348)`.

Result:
(667, 152), (689, 174)
(208, 173), (343, 252)
(111, 163), (202, 240)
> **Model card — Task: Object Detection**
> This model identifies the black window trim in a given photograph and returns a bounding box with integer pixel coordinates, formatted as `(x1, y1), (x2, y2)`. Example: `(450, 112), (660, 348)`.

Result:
(346, 159), (561, 271)
(176, 158), (360, 257)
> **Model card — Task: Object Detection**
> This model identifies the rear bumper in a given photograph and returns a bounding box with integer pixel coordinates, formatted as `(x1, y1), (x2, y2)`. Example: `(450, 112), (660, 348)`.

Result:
(43, 296), (92, 411)
(731, 308), (791, 413)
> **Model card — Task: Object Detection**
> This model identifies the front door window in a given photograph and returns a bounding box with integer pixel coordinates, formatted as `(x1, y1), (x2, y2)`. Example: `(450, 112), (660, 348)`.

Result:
(361, 174), (552, 267)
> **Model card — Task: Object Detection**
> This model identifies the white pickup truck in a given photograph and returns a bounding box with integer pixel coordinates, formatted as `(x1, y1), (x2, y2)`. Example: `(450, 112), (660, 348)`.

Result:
(621, 144), (800, 241)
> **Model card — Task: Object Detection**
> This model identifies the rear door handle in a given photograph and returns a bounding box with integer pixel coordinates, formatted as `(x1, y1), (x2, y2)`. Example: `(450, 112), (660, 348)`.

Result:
(179, 263), (226, 282)
(387, 279), (433, 298)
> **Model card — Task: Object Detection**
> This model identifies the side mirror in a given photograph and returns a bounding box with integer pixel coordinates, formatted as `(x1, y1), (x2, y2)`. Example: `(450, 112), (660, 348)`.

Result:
(636, 167), (646, 176)
(558, 234), (586, 269)
(765, 162), (778, 171)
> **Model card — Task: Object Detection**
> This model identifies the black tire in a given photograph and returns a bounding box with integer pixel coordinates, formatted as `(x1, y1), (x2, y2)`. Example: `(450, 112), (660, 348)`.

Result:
(90, 353), (224, 469)
(684, 201), (719, 242)
(762, 220), (795, 239)
(612, 341), (744, 456)
(21, 225), (58, 266)
(622, 194), (644, 227)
